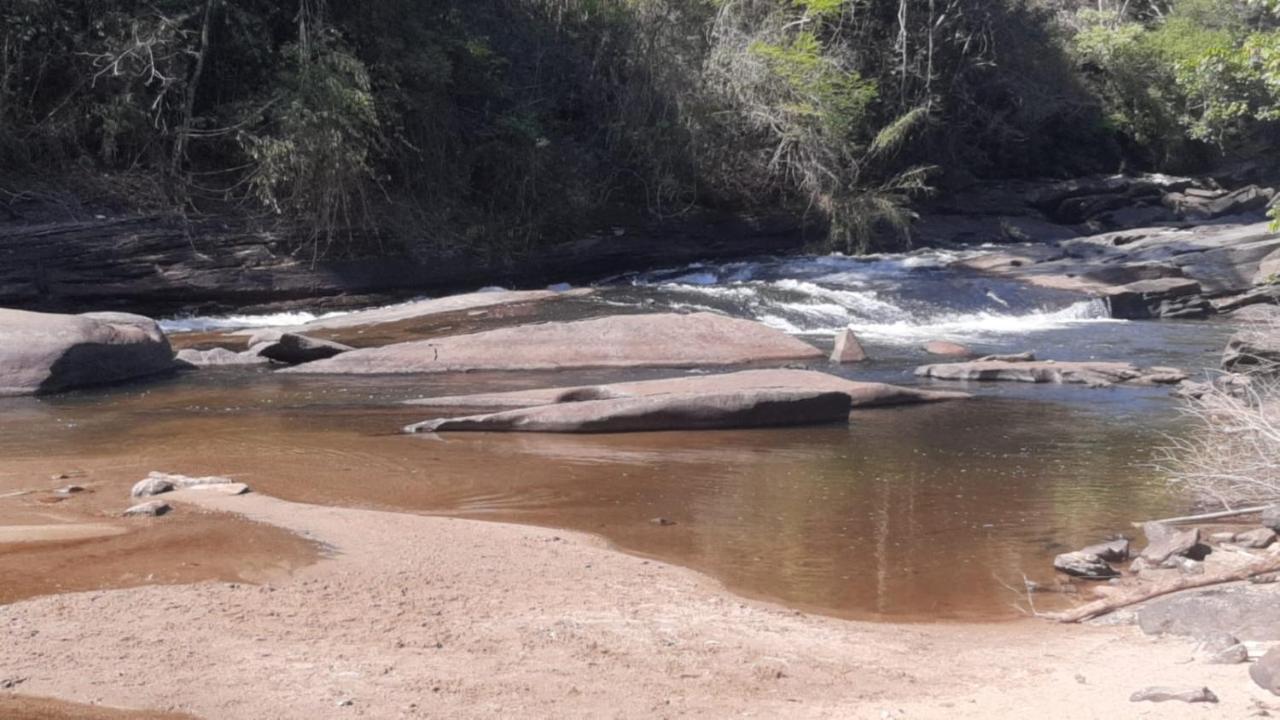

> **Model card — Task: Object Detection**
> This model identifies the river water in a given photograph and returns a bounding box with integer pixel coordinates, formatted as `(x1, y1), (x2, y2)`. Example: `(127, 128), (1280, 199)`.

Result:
(0, 250), (1237, 619)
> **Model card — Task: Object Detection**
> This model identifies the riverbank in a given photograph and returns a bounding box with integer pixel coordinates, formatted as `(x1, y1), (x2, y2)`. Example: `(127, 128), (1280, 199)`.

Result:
(3, 488), (1274, 719)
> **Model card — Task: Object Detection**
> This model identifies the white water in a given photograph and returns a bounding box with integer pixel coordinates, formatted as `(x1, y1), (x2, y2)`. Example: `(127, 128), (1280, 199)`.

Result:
(160, 310), (353, 333)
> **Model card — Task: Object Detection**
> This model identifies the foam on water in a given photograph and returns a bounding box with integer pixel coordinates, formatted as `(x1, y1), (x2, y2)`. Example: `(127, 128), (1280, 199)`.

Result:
(160, 310), (351, 333)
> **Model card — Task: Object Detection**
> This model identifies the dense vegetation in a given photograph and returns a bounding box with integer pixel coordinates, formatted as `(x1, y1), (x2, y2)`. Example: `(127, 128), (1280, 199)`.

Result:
(2, 0), (1279, 256)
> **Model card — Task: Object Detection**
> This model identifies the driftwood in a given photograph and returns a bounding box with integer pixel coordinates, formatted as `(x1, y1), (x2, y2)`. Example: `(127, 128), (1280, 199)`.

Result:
(1131, 505), (1272, 528)
(1051, 550), (1280, 623)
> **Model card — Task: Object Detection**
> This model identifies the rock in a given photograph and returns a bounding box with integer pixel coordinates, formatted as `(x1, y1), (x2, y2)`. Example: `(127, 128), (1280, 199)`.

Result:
(829, 328), (867, 363)
(1140, 523), (1202, 566)
(131, 475), (176, 498)
(1198, 633), (1249, 665)
(1224, 328), (1280, 373)
(175, 347), (270, 367)
(1253, 647), (1280, 696)
(54, 485), (86, 496)
(1257, 248), (1280, 285)
(404, 369), (969, 411)
(1053, 552), (1118, 579)
(1215, 286), (1280, 314)
(1129, 686), (1218, 704)
(923, 341), (972, 357)
(245, 328), (285, 347)
(1210, 531), (1238, 544)
(1138, 583), (1280, 640)
(255, 333), (353, 365)
(286, 313), (825, 375)
(1264, 506), (1280, 533)
(974, 352), (1036, 363)
(650, 517), (677, 526)
(915, 359), (1179, 387)
(122, 500), (171, 517)
(1080, 538), (1130, 562)
(0, 309), (175, 396)
(405, 389), (854, 434)
(186, 482), (251, 496)
(1104, 278), (1211, 320)
(1193, 184), (1276, 220)
(1235, 528), (1277, 549)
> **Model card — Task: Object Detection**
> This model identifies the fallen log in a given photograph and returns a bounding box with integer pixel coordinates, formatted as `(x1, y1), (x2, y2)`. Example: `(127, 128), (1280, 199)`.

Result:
(1050, 549), (1280, 623)
(1131, 505), (1271, 528)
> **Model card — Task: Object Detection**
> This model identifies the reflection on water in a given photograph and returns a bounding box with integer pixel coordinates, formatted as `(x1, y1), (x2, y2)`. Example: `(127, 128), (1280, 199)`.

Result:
(0, 367), (1195, 620)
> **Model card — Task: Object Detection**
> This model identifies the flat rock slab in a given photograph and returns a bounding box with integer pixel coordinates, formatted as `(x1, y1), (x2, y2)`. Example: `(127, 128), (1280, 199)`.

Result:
(175, 347), (269, 367)
(914, 360), (1187, 387)
(255, 333), (352, 365)
(405, 369), (969, 411)
(405, 389), (854, 434)
(286, 313), (824, 374)
(0, 309), (175, 395)
(1137, 583), (1280, 641)
(1129, 687), (1218, 704)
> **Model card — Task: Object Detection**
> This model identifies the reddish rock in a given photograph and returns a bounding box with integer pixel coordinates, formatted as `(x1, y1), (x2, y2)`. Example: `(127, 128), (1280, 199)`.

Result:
(829, 328), (867, 363)
(923, 340), (973, 357)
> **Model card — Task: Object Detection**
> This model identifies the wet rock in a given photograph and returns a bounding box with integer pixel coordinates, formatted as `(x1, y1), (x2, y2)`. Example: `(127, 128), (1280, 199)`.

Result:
(1198, 633), (1249, 665)
(923, 340), (972, 357)
(1224, 328), (1280, 373)
(1140, 523), (1201, 566)
(915, 359), (1179, 388)
(1053, 552), (1118, 579)
(175, 347), (270, 367)
(1264, 506), (1280, 533)
(1189, 184), (1276, 221)
(123, 500), (171, 517)
(405, 369), (968, 412)
(255, 333), (353, 365)
(1252, 647), (1280, 696)
(286, 313), (825, 374)
(1104, 278), (1211, 320)
(1129, 686), (1218, 704)
(1235, 528), (1277, 549)
(975, 352), (1036, 363)
(0, 309), (175, 396)
(406, 389), (854, 434)
(1080, 539), (1130, 563)
(829, 328), (867, 364)
(1138, 583), (1280, 640)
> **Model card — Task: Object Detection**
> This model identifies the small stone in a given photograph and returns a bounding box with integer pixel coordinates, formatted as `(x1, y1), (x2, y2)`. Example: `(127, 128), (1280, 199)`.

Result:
(1198, 632), (1249, 665)
(1054, 551), (1119, 579)
(54, 485), (86, 496)
(650, 517), (676, 527)
(123, 500), (171, 517)
(1253, 647), (1280, 696)
(1130, 687), (1219, 704)
(336, 699), (354, 708)
(1238, 528), (1279, 549)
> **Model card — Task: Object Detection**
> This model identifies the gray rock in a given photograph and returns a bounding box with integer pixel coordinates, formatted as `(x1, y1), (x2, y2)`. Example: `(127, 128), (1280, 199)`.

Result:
(915, 360), (1181, 387)
(1210, 531), (1238, 544)
(131, 476), (176, 498)
(0, 309), (175, 396)
(1104, 278), (1211, 320)
(406, 389), (854, 434)
(1080, 539), (1130, 562)
(245, 329), (285, 347)
(1256, 247), (1280, 285)
(123, 500), (171, 517)
(1235, 528), (1277, 549)
(1140, 523), (1201, 565)
(255, 333), (354, 365)
(1053, 552), (1119, 579)
(1138, 583), (1280, 640)
(175, 347), (269, 367)
(54, 485), (86, 496)
(1264, 506), (1280, 533)
(829, 328), (867, 363)
(187, 482), (251, 496)
(1198, 633), (1249, 665)
(1252, 647), (1280, 696)
(1129, 686), (1218, 704)
(1223, 328), (1280, 373)
(974, 352), (1036, 363)
(132, 471), (238, 496)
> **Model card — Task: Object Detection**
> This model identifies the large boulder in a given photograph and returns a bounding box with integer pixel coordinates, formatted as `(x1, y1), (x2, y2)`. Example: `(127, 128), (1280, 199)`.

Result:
(1223, 327), (1280, 372)
(1253, 647), (1280, 696)
(405, 389), (854, 434)
(254, 333), (353, 365)
(286, 313), (825, 374)
(914, 359), (1186, 388)
(0, 308), (174, 395)
(1137, 584), (1280, 641)
(404, 369), (969, 412)
(1103, 278), (1211, 319)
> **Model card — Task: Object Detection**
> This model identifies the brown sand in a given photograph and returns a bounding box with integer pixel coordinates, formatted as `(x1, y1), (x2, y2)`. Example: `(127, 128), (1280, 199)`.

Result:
(3, 489), (1275, 719)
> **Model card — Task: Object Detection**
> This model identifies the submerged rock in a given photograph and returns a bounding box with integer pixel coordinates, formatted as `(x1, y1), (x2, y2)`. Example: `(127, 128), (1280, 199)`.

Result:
(914, 359), (1185, 388)
(255, 333), (353, 365)
(0, 309), (174, 396)
(406, 389), (854, 434)
(1129, 686), (1218, 704)
(285, 313), (825, 374)
(829, 328), (867, 363)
